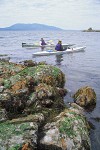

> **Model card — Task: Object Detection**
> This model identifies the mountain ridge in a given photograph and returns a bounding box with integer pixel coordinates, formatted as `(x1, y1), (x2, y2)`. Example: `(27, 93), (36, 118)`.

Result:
(0, 23), (64, 31)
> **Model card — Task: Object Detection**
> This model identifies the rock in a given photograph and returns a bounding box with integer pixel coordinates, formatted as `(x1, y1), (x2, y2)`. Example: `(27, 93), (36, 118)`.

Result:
(0, 86), (5, 93)
(39, 108), (91, 150)
(70, 103), (84, 115)
(3, 64), (65, 90)
(27, 82), (66, 115)
(0, 113), (44, 149)
(0, 93), (12, 103)
(23, 60), (37, 67)
(0, 109), (7, 122)
(0, 60), (91, 149)
(0, 60), (25, 82)
(9, 113), (44, 124)
(1, 64), (66, 119)
(73, 86), (96, 108)
(35, 83), (59, 99)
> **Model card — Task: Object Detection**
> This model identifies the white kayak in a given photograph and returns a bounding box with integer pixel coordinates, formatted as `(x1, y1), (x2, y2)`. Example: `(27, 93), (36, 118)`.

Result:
(22, 43), (75, 49)
(33, 46), (86, 56)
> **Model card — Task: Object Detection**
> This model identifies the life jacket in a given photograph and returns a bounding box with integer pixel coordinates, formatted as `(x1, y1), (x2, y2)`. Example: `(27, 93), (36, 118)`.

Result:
(41, 40), (46, 45)
(55, 44), (63, 51)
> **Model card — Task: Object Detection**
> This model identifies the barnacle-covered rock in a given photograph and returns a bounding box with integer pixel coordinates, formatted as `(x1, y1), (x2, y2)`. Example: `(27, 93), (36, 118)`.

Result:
(39, 106), (91, 150)
(0, 113), (44, 150)
(3, 65), (65, 89)
(0, 60), (91, 150)
(0, 60), (25, 83)
(73, 86), (96, 108)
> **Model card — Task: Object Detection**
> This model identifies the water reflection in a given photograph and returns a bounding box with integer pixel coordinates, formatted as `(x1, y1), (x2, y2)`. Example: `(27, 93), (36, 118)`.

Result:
(55, 54), (63, 65)
(41, 46), (45, 51)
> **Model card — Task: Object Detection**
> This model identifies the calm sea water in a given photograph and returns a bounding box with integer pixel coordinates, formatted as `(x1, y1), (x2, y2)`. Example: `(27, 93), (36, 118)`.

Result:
(0, 30), (100, 149)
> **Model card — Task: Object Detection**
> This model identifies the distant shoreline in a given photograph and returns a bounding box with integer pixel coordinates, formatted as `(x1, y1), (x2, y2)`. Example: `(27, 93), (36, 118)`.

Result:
(0, 23), (64, 31)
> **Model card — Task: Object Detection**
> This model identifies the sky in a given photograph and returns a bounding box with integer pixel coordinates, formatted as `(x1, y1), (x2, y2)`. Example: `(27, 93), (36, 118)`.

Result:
(0, 0), (100, 30)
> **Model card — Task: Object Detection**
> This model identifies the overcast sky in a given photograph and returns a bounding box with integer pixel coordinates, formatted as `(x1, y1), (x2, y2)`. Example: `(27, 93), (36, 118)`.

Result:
(0, 0), (100, 29)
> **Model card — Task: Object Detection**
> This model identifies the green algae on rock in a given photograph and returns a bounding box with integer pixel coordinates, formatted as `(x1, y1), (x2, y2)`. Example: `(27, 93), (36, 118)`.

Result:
(0, 63), (66, 120)
(3, 65), (65, 90)
(0, 60), (91, 149)
(39, 107), (91, 150)
(0, 60), (25, 83)
(0, 114), (44, 149)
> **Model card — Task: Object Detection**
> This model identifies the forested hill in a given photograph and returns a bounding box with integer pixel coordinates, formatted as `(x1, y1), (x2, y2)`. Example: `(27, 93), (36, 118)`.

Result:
(0, 23), (64, 31)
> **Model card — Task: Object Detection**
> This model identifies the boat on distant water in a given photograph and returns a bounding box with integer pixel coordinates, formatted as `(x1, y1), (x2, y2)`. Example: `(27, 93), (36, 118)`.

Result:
(33, 46), (86, 57)
(22, 42), (75, 49)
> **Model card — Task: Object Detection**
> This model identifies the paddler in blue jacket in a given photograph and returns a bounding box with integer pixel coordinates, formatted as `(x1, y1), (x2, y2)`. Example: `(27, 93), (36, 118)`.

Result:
(55, 40), (63, 51)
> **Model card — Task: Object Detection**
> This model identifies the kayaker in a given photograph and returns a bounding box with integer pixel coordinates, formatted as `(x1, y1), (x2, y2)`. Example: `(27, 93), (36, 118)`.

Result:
(55, 40), (63, 51)
(40, 38), (46, 46)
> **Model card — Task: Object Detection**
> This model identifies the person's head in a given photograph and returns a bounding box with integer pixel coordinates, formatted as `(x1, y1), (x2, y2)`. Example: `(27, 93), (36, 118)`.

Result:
(41, 38), (43, 41)
(58, 40), (62, 44)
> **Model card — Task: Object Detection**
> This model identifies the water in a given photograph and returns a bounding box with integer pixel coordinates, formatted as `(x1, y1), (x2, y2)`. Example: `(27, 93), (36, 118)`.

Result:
(0, 30), (100, 149)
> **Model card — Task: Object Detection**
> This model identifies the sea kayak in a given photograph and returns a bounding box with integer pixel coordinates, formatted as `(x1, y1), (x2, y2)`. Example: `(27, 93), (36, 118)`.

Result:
(33, 46), (86, 56)
(22, 43), (75, 49)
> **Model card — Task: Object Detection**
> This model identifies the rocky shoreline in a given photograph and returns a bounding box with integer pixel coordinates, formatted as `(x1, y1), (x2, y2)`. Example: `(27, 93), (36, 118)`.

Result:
(0, 59), (96, 150)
